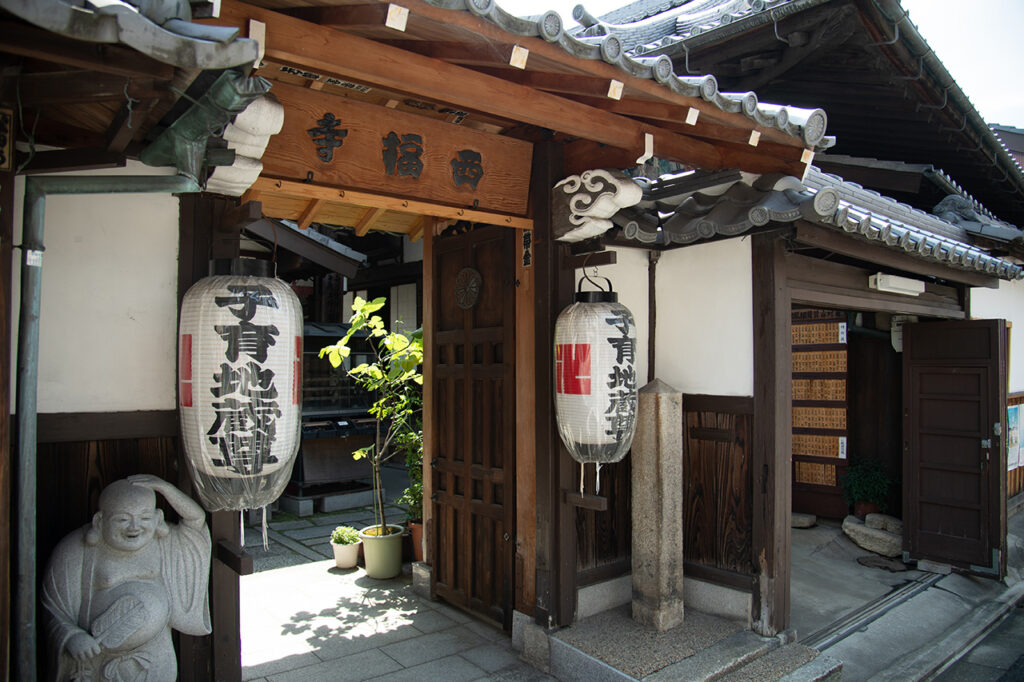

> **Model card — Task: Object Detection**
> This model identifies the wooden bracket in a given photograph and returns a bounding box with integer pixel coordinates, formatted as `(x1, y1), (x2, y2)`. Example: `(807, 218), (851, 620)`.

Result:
(216, 539), (254, 576)
(562, 490), (608, 512)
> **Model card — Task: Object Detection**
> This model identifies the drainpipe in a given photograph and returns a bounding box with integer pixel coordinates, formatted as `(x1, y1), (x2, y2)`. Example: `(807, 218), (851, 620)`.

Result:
(13, 173), (199, 682)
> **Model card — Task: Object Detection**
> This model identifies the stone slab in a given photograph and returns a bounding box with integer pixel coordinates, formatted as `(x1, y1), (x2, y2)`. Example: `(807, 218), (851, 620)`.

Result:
(645, 630), (778, 682)
(792, 513), (817, 529)
(864, 513), (902, 535)
(842, 515), (902, 557)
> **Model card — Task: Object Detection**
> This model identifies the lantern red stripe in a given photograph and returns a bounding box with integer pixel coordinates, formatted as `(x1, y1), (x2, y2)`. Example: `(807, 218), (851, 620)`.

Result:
(556, 343), (591, 395)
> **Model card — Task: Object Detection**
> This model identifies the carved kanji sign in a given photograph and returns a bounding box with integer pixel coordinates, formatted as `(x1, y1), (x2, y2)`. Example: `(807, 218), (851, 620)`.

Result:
(262, 82), (532, 215)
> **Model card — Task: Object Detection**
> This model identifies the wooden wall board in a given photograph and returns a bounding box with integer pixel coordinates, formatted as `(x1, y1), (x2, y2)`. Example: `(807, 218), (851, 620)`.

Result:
(262, 82), (533, 215)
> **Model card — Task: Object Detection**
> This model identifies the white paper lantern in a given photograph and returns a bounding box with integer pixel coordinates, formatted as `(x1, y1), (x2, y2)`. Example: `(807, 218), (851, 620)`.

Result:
(554, 278), (638, 465)
(178, 259), (303, 511)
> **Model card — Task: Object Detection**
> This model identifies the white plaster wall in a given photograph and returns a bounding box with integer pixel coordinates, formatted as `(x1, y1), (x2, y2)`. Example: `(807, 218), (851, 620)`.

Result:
(575, 246), (650, 388)
(403, 235), (424, 263)
(655, 239), (754, 396)
(970, 278), (1024, 394)
(9, 163), (181, 413)
(390, 282), (419, 336)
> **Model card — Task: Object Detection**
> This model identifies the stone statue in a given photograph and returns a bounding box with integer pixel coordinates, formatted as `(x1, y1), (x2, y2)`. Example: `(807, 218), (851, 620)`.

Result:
(42, 475), (212, 681)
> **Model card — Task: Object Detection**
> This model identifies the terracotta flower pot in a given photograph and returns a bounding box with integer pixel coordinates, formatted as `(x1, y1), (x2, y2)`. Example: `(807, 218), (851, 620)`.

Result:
(854, 501), (881, 520)
(331, 540), (361, 569)
(359, 524), (404, 579)
(408, 521), (424, 562)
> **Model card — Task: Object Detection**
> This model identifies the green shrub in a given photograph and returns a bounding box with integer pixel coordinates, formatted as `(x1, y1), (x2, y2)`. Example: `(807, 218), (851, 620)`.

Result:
(840, 458), (891, 512)
(331, 525), (360, 545)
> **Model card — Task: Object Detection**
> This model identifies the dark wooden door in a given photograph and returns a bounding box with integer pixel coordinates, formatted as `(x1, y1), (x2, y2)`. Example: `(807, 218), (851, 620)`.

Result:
(903, 319), (1007, 575)
(430, 224), (516, 628)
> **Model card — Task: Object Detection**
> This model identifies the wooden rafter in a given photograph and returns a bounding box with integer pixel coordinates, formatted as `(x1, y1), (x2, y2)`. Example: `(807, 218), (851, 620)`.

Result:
(210, 1), (808, 176)
(296, 198), (326, 229)
(354, 207), (385, 236)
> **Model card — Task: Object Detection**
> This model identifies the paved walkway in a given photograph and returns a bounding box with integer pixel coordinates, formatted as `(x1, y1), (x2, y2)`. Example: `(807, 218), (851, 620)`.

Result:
(240, 562), (552, 681)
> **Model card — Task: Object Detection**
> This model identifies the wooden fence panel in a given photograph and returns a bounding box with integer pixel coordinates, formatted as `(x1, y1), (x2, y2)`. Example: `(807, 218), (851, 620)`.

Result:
(575, 457), (631, 586)
(683, 395), (754, 579)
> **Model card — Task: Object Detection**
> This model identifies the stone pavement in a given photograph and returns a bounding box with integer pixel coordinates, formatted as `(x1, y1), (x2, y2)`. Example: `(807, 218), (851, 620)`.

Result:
(240, 560), (553, 682)
(934, 603), (1024, 681)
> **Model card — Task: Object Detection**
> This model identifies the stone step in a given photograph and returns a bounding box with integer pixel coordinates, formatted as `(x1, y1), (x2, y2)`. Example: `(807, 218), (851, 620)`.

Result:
(644, 630), (780, 681)
(718, 643), (842, 682)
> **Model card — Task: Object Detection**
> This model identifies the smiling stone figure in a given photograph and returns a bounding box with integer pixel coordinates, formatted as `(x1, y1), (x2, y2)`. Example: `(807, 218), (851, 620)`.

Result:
(42, 475), (212, 681)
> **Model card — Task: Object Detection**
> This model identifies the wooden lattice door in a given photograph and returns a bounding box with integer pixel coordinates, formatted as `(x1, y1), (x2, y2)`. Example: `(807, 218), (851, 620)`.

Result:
(430, 224), (516, 628)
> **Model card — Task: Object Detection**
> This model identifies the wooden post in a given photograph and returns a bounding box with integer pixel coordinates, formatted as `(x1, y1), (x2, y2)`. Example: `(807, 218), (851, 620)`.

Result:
(515, 221), (537, 615)
(1, 163), (14, 682)
(530, 140), (577, 627)
(422, 219), (437, 566)
(751, 233), (792, 636)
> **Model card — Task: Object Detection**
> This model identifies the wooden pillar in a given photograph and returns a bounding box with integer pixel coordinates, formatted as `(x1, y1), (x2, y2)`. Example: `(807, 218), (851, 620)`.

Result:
(530, 140), (576, 627)
(1, 162), (14, 682)
(176, 195), (246, 681)
(751, 233), (792, 636)
(515, 220), (537, 615)
(422, 219), (437, 566)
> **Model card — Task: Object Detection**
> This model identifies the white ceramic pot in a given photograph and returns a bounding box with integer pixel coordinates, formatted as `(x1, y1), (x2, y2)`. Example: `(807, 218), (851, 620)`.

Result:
(331, 540), (361, 569)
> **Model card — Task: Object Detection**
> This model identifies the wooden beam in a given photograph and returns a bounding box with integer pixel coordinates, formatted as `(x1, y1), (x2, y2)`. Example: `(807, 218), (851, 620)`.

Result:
(0, 22), (174, 79)
(251, 176), (534, 229)
(19, 148), (126, 174)
(244, 219), (362, 278)
(469, 68), (625, 100)
(277, 0), (803, 144)
(354, 207), (385, 236)
(14, 72), (163, 105)
(296, 198), (326, 229)
(792, 222), (999, 289)
(211, 2), (804, 175)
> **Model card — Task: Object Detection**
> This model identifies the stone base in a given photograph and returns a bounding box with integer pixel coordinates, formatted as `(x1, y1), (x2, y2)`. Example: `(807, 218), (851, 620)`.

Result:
(412, 561), (432, 599)
(278, 495), (314, 517)
(316, 488), (376, 512)
(520, 618), (552, 672)
(575, 574), (750, 626)
(632, 596), (685, 632)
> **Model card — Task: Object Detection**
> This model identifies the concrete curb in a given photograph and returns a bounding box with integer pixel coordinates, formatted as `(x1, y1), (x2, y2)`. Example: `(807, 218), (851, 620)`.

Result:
(643, 630), (779, 681)
(779, 654), (843, 682)
(871, 577), (1024, 681)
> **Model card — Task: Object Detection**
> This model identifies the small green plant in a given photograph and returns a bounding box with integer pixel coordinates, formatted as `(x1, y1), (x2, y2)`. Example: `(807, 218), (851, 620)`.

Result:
(840, 458), (891, 512)
(320, 296), (423, 535)
(331, 525), (360, 545)
(395, 413), (423, 522)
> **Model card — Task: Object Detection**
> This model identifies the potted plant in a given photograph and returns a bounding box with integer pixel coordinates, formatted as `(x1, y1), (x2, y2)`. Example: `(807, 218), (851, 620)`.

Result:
(320, 296), (423, 579)
(395, 428), (423, 561)
(840, 457), (891, 518)
(330, 525), (361, 569)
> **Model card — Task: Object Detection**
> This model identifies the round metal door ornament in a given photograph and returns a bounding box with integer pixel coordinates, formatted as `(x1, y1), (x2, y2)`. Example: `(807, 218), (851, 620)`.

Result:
(454, 267), (483, 309)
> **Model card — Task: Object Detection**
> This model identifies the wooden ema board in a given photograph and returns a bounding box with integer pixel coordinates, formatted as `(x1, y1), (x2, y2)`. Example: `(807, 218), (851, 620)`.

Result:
(791, 309), (848, 514)
(262, 82), (533, 216)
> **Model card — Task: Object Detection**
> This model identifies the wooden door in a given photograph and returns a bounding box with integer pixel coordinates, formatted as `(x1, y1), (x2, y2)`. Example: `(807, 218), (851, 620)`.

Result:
(430, 224), (516, 628)
(903, 319), (1007, 575)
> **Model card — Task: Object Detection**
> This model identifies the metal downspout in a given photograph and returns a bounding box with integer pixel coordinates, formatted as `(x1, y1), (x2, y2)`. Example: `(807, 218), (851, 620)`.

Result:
(13, 173), (199, 682)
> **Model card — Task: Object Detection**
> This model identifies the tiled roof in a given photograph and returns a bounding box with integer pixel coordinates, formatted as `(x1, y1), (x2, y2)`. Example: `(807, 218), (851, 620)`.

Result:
(616, 166), (1024, 280)
(428, 0), (831, 148)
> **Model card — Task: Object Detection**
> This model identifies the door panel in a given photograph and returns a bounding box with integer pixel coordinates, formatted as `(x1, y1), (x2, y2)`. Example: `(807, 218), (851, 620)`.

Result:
(903, 319), (1007, 575)
(430, 224), (516, 628)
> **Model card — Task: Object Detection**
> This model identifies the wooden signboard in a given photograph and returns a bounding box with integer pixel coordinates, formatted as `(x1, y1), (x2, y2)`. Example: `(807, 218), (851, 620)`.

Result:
(262, 82), (533, 216)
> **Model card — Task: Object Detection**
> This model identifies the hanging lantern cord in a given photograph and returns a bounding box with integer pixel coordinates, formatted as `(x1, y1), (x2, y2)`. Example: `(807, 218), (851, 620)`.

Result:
(239, 512), (246, 553)
(596, 463), (602, 495)
(579, 461), (585, 495)
(262, 505), (269, 550)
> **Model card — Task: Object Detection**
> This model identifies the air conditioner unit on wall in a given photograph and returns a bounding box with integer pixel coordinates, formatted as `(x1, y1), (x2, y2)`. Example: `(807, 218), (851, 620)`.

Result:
(869, 273), (926, 296)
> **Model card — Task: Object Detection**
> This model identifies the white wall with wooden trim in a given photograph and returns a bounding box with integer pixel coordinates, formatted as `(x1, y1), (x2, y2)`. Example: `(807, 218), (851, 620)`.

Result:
(656, 239), (754, 396)
(8, 163), (180, 413)
(971, 278), (1024, 393)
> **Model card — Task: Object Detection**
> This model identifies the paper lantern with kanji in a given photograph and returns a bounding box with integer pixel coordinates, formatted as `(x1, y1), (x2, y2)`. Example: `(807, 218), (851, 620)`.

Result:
(554, 278), (638, 465)
(178, 259), (303, 512)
